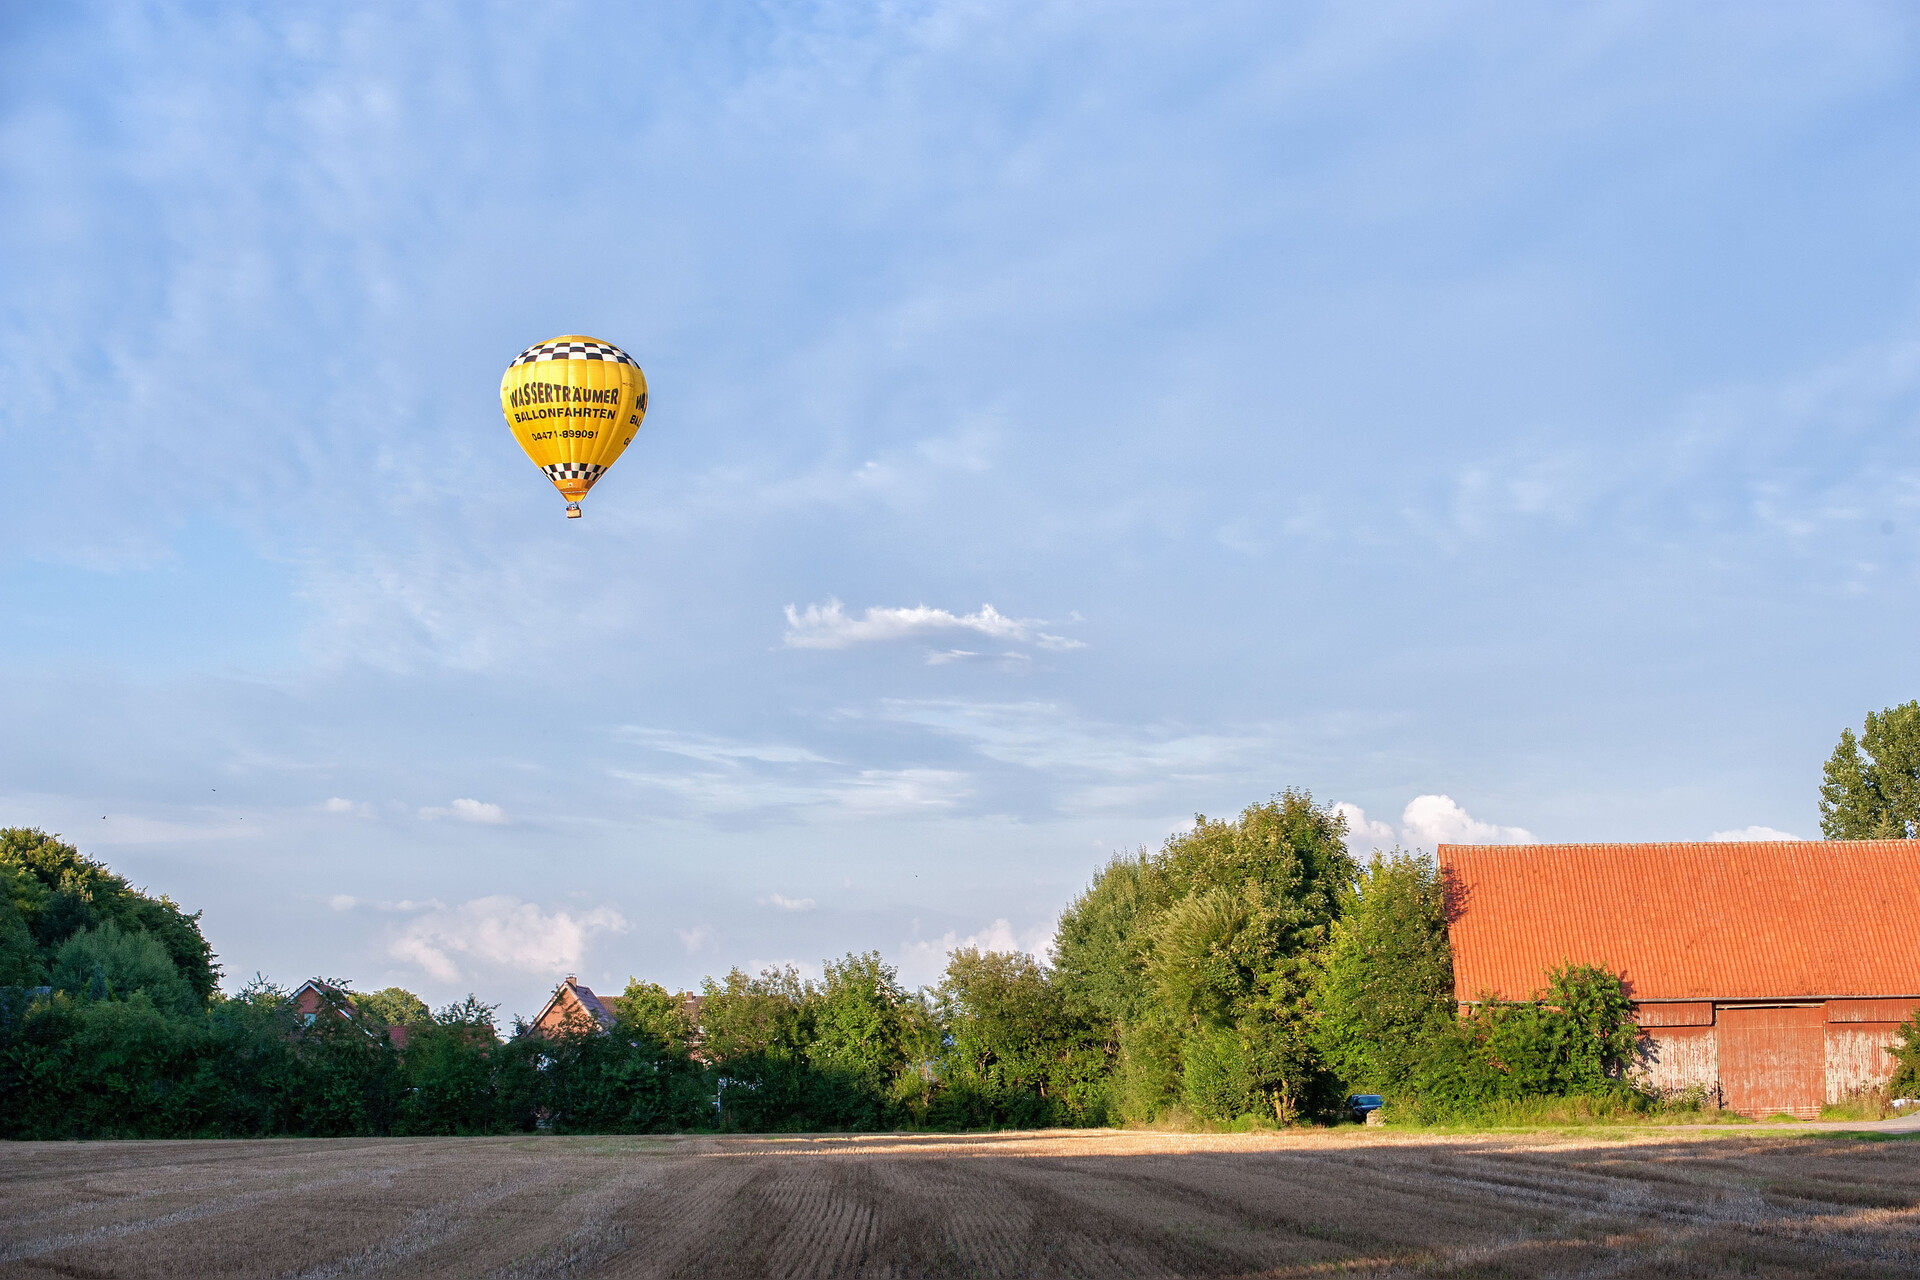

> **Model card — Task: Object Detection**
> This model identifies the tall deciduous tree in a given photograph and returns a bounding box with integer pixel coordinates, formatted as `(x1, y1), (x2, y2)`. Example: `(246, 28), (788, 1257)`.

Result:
(609, 978), (696, 1055)
(1053, 790), (1355, 1124)
(0, 864), (39, 986)
(50, 921), (199, 1016)
(934, 947), (1110, 1127)
(1820, 701), (1920, 839)
(1314, 851), (1455, 1093)
(807, 950), (911, 1092)
(0, 828), (219, 1001)
(355, 987), (430, 1027)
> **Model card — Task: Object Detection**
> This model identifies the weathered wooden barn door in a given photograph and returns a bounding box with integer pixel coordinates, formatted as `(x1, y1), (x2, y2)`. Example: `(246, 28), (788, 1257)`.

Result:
(1717, 1005), (1825, 1118)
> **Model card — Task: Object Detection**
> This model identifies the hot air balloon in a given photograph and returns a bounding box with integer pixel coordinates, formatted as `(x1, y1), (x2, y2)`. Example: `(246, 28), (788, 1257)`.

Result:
(500, 335), (648, 518)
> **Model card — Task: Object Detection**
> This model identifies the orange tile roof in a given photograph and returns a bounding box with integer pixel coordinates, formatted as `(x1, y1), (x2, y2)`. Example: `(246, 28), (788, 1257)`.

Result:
(1439, 841), (1920, 1002)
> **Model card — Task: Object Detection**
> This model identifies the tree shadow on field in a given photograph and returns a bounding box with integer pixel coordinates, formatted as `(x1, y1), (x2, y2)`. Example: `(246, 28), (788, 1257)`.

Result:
(650, 1133), (1920, 1278)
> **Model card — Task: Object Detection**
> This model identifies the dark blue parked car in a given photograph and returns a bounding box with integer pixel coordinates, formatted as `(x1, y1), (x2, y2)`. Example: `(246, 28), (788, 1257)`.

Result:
(1347, 1094), (1385, 1123)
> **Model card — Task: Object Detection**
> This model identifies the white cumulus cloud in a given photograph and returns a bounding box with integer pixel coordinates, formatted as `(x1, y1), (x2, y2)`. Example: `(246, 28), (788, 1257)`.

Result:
(1335, 795), (1534, 853)
(1333, 801), (1395, 852)
(1710, 825), (1802, 842)
(389, 896), (627, 983)
(1400, 794), (1534, 848)
(782, 599), (1085, 652)
(763, 893), (817, 911)
(419, 797), (508, 824)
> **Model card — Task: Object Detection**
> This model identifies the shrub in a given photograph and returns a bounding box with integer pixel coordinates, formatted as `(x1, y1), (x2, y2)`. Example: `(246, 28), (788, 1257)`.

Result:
(1886, 1008), (1920, 1097)
(1406, 963), (1640, 1120)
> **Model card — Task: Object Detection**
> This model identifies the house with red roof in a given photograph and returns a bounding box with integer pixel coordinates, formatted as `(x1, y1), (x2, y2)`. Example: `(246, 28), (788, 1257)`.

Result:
(528, 976), (620, 1037)
(1439, 840), (1920, 1118)
(288, 979), (414, 1050)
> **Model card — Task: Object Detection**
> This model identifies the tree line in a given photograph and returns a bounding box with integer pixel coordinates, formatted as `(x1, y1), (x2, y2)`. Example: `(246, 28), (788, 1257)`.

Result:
(6, 696), (1918, 1139)
(0, 795), (1649, 1138)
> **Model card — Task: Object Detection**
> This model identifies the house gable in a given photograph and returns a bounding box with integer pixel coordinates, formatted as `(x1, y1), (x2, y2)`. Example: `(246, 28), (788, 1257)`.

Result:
(530, 976), (618, 1036)
(288, 978), (412, 1048)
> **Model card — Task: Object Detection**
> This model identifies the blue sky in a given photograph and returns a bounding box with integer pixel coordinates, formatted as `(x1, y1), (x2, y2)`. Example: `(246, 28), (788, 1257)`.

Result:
(3, 2), (1917, 1018)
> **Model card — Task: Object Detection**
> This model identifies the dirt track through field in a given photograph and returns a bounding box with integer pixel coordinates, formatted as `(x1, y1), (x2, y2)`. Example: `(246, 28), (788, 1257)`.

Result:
(4, 1128), (1920, 1278)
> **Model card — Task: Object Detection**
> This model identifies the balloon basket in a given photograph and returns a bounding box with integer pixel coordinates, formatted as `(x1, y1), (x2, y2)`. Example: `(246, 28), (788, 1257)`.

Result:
(565, 502), (582, 519)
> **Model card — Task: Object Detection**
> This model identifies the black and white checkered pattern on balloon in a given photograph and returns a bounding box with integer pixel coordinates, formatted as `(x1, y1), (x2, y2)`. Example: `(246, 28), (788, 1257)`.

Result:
(509, 339), (639, 368)
(542, 462), (607, 488)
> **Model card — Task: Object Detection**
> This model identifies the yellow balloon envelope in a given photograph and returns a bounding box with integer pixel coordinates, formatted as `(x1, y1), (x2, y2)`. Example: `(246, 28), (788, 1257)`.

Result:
(500, 335), (648, 517)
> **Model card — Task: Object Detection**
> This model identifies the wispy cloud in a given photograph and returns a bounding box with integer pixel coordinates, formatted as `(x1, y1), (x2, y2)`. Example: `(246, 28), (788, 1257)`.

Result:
(612, 723), (972, 820)
(328, 896), (445, 913)
(389, 896), (627, 983)
(925, 648), (980, 665)
(833, 768), (970, 814)
(614, 728), (833, 765)
(875, 699), (1267, 779)
(615, 765), (970, 818)
(782, 599), (1085, 653)
(762, 893), (817, 911)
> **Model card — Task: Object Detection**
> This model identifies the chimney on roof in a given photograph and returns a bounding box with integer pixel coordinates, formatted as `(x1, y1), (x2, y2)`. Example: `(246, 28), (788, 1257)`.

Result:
(566, 975), (576, 984)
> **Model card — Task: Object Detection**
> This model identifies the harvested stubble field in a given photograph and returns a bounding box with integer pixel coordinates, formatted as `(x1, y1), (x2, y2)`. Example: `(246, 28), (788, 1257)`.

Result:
(3, 1128), (1919, 1278)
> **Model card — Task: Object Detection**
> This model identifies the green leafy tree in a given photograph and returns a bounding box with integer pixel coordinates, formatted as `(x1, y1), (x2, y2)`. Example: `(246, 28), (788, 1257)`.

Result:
(699, 964), (814, 1063)
(1053, 790), (1355, 1124)
(1052, 850), (1162, 1028)
(805, 951), (911, 1126)
(4, 992), (197, 1138)
(355, 986), (430, 1027)
(809, 952), (909, 1081)
(396, 996), (501, 1134)
(1820, 701), (1920, 838)
(287, 987), (403, 1135)
(188, 979), (312, 1136)
(1542, 962), (1640, 1091)
(499, 1008), (705, 1134)
(50, 921), (200, 1015)
(1053, 850), (1172, 1123)
(891, 989), (945, 1120)
(505, 978), (711, 1134)
(0, 829), (219, 1001)
(608, 979), (696, 1054)
(0, 865), (39, 986)
(1314, 852), (1455, 1093)
(933, 948), (1110, 1128)
(697, 964), (818, 1130)
(1886, 1009), (1920, 1097)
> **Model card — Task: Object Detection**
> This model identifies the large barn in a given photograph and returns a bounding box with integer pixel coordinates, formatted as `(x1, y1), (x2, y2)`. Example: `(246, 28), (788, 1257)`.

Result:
(1438, 840), (1920, 1118)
